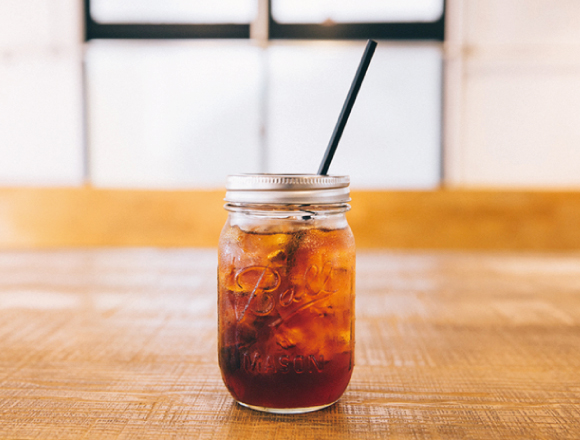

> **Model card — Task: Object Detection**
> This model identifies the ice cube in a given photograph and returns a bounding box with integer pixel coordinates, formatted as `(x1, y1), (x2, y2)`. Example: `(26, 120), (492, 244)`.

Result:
(275, 324), (303, 349)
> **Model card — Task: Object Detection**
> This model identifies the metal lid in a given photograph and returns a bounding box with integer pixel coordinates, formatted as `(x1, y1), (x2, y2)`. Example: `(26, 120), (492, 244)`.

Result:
(225, 174), (350, 204)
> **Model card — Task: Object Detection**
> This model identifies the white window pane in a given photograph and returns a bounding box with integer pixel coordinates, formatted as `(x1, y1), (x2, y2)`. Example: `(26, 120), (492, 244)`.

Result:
(266, 42), (442, 189)
(91, 0), (257, 24)
(86, 41), (262, 189)
(272, 0), (443, 23)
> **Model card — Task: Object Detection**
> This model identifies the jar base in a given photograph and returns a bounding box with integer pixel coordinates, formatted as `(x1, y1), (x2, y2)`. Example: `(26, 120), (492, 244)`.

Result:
(236, 400), (337, 414)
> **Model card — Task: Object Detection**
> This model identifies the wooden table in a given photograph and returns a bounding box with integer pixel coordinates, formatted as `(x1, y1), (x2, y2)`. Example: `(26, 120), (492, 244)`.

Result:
(0, 249), (579, 439)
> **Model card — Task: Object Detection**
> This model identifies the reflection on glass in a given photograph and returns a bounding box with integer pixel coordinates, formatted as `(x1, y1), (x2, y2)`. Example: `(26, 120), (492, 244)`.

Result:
(91, 0), (257, 24)
(272, 0), (443, 23)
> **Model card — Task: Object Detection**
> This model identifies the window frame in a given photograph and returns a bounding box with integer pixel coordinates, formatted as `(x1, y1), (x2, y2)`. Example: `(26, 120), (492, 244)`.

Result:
(83, 0), (251, 40)
(84, 0), (445, 41)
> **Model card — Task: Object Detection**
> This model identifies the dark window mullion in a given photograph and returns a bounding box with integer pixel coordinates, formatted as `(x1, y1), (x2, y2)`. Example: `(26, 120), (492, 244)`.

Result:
(86, 23), (250, 40)
(268, 21), (445, 41)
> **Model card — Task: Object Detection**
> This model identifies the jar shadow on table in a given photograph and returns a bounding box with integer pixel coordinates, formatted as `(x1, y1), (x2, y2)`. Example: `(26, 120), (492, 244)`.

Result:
(220, 399), (355, 439)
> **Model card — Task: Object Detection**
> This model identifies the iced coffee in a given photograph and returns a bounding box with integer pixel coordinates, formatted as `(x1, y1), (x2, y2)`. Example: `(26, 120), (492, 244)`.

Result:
(218, 174), (355, 414)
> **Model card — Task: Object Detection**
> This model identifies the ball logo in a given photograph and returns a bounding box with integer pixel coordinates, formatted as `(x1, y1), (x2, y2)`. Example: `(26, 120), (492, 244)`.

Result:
(233, 262), (341, 323)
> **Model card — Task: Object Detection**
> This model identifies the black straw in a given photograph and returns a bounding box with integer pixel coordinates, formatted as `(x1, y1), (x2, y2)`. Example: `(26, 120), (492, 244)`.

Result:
(317, 39), (377, 175)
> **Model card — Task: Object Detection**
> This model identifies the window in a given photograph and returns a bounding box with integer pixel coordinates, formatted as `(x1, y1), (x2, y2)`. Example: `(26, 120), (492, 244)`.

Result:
(270, 0), (444, 40)
(91, 0), (257, 24)
(273, 0), (443, 23)
(85, 0), (254, 38)
(84, 1), (445, 189)
(85, 0), (444, 40)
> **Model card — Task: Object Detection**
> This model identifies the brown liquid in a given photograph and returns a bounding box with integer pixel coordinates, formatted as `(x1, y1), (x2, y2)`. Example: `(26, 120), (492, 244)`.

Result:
(218, 224), (355, 409)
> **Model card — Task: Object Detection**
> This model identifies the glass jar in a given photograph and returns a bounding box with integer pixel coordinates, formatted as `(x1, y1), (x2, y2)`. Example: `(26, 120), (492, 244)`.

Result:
(218, 174), (355, 414)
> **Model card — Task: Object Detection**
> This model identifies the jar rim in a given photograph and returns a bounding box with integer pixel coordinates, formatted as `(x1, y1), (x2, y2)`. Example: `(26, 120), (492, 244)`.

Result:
(225, 174), (350, 204)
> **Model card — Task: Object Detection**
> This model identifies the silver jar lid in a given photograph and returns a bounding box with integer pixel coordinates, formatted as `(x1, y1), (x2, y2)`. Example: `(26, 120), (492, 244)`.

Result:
(225, 174), (350, 204)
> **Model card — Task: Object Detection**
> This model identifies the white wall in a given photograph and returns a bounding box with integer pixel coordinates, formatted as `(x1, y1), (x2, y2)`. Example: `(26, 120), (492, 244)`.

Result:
(0, 0), (84, 185)
(445, 0), (580, 188)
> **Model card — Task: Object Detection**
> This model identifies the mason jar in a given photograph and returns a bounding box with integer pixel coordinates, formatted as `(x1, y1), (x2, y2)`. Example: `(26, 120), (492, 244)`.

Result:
(217, 174), (355, 414)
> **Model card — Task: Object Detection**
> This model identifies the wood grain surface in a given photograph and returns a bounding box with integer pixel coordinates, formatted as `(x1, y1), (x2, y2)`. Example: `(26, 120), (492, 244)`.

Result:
(0, 249), (579, 439)
(2, 187), (580, 250)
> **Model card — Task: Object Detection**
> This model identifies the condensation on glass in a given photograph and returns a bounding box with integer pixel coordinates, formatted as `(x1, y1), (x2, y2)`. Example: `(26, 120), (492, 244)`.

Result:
(218, 174), (356, 414)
